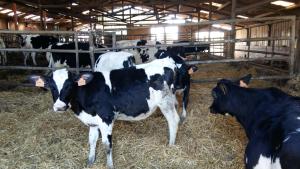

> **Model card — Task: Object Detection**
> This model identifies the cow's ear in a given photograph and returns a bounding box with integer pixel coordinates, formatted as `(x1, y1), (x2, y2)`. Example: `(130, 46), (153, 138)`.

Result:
(188, 65), (198, 75)
(239, 74), (252, 88)
(218, 83), (228, 95)
(28, 75), (46, 88)
(77, 73), (93, 86)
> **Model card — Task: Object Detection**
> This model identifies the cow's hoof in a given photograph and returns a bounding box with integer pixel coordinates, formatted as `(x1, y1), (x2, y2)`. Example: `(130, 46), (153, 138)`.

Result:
(179, 116), (186, 125)
(87, 156), (95, 167)
(107, 165), (114, 169)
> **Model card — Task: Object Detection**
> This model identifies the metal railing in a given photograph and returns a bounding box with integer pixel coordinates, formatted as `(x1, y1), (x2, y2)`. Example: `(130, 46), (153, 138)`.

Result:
(0, 16), (296, 82)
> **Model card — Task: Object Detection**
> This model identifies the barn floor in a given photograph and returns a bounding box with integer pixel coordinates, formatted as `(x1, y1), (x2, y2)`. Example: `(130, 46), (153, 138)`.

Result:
(0, 63), (296, 169)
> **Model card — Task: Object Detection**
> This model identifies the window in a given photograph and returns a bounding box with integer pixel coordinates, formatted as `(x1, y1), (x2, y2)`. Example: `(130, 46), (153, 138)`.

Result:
(150, 26), (178, 43)
(195, 31), (224, 56)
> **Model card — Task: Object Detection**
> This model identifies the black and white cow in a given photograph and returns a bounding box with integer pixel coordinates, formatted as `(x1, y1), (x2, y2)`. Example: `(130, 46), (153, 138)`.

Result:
(96, 50), (195, 122)
(0, 37), (6, 65)
(94, 51), (135, 72)
(116, 39), (163, 64)
(173, 40), (210, 56)
(29, 57), (187, 168)
(210, 74), (300, 169)
(47, 42), (106, 68)
(155, 50), (198, 122)
(19, 35), (59, 66)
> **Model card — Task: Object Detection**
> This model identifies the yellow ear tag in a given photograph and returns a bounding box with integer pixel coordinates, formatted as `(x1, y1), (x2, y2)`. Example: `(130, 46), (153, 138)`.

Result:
(77, 78), (86, 86)
(35, 78), (45, 87)
(239, 80), (249, 88)
(188, 68), (194, 75)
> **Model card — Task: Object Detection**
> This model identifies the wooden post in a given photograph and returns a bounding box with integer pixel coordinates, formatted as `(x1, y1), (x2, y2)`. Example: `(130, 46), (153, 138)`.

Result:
(43, 11), (47, 30)
(289, 16), (296, 75)
(89, 31), (95, 69)
(74, 32), (79, 74)
(12, 3), (18, 30)
(295, 17), (300, 74)
(247, 28), (251, 58)
(228, 0), (236, 58)
(38, 0), (45, 30)
(208, 0), (212, 56)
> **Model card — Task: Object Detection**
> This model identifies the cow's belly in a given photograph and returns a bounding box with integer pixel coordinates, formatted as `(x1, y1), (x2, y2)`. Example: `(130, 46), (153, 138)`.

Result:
(76, 110), (103, 126)
(115, 87), (163, 121)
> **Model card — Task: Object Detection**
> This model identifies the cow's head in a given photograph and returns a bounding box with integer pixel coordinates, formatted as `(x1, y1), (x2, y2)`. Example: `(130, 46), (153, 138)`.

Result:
(209, 74), (252, 115)
(17, 34), (26, 47)
(136, 40), (150, 62)
(170, 55), (198, 90)
(29, 68), (93, 112)
(49, 36), (59, 45)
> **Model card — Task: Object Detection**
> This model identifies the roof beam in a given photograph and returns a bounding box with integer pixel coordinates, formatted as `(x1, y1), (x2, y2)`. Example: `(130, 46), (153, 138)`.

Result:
(236, 0), (275, 13)
(217, 1), (231, 11)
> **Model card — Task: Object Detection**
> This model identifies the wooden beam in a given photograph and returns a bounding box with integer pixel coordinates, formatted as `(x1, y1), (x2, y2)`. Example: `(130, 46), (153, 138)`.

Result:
(217, 1), (231, 11)
(236, 0), (274, 13)
(38, 0), (45, 30)
(12, 2), (18, 30)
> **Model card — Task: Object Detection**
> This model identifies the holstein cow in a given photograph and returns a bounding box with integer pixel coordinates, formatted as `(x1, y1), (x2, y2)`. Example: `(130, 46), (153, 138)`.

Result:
(19, 35), (59, 66)
(94, 51), (135, 72)
(29, 57), (186, 168)
(209, 74), (300, 169)
(47, 42), (106, 68)
(156, 50), (198, 122)
(95, 50), (196, 122)
(116, 39), (162, 64)
(0, 37), (7, 65)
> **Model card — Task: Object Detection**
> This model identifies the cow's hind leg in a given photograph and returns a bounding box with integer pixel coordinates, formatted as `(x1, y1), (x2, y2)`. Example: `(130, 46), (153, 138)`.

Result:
(159, 95), (180, 145)
(99, 120), (114, 169)
(87, 126), (99, 167)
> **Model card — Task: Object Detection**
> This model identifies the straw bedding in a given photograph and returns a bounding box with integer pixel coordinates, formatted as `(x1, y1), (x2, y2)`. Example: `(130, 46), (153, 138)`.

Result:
(0, 63), (296, 169)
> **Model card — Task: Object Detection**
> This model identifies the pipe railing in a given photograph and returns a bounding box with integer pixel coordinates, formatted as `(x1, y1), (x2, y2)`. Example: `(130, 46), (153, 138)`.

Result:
(0, 16), (296, 82)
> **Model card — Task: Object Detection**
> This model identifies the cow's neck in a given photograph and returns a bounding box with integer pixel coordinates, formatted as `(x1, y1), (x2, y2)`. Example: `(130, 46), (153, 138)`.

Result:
(225, 86), (264, 138)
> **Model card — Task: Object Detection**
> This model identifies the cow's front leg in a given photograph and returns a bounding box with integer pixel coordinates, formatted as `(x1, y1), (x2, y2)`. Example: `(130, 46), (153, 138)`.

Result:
(23, 52), (29, 66)
(99, 120), (114, 169)
(245, 138), (272, 169)
(87, 126), (99, 167)
(31, 52), (37, 66)
(180, 85), (190, 124)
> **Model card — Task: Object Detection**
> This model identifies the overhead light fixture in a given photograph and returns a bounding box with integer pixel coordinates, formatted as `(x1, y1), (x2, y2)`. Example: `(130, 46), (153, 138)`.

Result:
(200, 10), (209, 14)
(237, 15), (249, 19)
(31, 16), (40, 20)
(66, 6), (71, 9)
(0, 7), (3, 10)
(46, 18), (53, 21)
(164, 19), (185, 24)
(212, 24), (232, 30)
(24, 14), (36, 19)
(82, 10), (90, 15)
(0, 9), (12, 14)
(204, 2), (222, 7)
(271, 0), (295, 7)
(7, 11), (22, 16)
(71, 2), (78, 6)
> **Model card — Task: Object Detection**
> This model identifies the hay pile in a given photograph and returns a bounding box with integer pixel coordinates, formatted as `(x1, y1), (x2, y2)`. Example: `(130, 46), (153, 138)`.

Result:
(0, 63), (289, 169)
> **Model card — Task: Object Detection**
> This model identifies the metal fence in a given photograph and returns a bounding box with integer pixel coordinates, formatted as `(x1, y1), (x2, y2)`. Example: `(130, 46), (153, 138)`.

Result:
(0, 16), (296, 82)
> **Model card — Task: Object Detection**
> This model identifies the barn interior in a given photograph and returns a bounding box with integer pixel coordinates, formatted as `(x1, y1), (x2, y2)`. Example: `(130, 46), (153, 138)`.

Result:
(0, 0), (300, 168)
